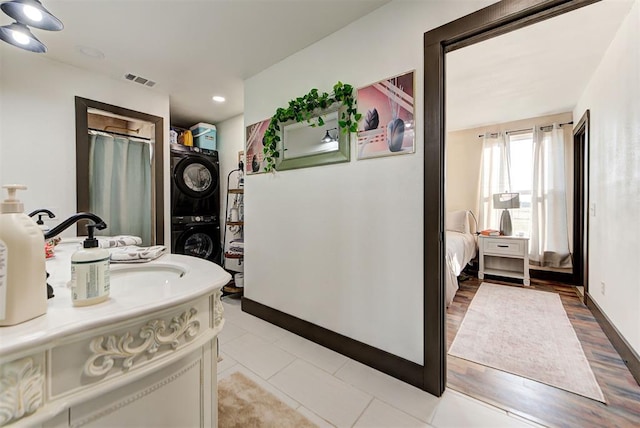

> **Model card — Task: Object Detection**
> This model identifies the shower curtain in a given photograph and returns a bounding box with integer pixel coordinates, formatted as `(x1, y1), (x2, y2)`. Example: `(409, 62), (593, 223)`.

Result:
(530, 126), (572, 268)
(89, 133), (152, 245)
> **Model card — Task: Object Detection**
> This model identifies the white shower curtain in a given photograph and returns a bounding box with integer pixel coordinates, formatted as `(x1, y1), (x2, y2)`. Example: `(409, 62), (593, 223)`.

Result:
(478, 132), (512, 231)
(529, 126), (572, 268)
(89, 133), (152, 245)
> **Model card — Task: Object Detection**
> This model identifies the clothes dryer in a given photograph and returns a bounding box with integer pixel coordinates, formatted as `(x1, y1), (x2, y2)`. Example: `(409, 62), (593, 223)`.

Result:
(170, 144), (220, 217)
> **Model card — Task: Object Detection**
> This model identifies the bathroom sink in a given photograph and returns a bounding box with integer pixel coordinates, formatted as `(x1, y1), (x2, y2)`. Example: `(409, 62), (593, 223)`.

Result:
(109, 262), (188, 288)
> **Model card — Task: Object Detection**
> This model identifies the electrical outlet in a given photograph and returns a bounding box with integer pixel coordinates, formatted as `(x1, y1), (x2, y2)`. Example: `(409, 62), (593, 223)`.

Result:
(600, 281), (606, 295)
(590, 203), (596, 217)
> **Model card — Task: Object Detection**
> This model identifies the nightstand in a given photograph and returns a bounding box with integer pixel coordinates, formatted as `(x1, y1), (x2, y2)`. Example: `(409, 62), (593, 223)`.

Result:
(478, 235), (530, 286)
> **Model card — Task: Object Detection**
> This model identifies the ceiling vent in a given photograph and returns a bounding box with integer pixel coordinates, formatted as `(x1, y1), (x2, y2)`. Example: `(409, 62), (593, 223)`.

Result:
(124, 73), (156, 87)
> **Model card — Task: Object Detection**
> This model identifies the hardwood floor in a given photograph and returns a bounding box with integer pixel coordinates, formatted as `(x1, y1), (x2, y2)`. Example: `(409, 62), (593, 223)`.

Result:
(446, 276), (640, 428)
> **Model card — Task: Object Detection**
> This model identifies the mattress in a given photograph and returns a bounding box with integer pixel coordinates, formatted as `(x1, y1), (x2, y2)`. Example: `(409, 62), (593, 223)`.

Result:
(445, 230), (477, 306)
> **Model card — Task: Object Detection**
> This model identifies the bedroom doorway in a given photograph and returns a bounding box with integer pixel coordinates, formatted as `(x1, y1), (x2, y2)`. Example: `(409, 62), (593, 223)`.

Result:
(423, 0), (640, 426)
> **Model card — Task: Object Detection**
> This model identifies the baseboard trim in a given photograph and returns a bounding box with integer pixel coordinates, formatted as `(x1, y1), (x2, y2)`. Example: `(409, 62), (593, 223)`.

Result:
(585, 293), (640, 385)
(529, 269), (574, 284)
(241, 298), (425, 390)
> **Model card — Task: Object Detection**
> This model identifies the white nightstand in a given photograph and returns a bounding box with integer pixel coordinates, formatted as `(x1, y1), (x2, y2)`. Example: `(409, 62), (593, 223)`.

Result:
(478, 235), (530, 286)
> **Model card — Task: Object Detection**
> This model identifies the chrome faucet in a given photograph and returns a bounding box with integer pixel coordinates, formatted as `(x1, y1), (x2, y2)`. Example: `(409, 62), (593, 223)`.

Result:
(44, 212), (107, 240)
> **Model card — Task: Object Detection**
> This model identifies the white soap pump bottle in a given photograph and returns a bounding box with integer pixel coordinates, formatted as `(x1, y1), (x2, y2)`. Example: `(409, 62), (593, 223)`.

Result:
(70, 224), (110, 306)
(0, 184), (48, 326)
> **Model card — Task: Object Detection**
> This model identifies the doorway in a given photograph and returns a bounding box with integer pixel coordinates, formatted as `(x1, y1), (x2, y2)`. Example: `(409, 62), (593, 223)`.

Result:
(422, 0), (602, 398)
(423, 2), (640, 426)
(573, 110), (590, 299)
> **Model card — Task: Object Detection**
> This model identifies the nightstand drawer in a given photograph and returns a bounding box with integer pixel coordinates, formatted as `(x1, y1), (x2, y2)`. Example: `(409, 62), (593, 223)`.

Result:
(482, 238), (526, 256)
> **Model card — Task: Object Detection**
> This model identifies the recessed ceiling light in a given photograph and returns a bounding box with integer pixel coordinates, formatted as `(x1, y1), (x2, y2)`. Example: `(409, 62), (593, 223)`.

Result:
(212, 96), (225, 103)
(76, 45), (105, 59)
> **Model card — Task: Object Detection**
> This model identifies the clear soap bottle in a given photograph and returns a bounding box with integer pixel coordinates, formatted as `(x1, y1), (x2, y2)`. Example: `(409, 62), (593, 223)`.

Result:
(0, 185), (48, 326)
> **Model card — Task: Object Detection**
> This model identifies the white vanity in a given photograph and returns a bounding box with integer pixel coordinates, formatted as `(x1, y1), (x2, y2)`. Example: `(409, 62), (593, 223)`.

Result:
(0, 240), (230, 427)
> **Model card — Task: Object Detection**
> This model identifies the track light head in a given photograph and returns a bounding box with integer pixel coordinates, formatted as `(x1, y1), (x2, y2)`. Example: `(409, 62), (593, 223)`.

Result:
(0, 21), (47, 52)
(1, 0), (63, 31)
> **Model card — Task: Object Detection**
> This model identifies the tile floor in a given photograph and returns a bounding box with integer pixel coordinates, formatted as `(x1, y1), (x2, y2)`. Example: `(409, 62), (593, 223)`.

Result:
(218, 298), (544, 428)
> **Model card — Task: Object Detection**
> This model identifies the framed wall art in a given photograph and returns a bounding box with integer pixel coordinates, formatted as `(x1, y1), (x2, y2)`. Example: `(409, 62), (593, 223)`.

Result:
(357, 71), (415, 160)
(245, 118), (270, 174)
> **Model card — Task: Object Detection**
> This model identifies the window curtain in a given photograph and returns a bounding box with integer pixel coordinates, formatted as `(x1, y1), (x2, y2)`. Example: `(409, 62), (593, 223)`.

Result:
(89, 133), (152, 245)
(478, 132), (511, 231)
(529, 125), (572, 268)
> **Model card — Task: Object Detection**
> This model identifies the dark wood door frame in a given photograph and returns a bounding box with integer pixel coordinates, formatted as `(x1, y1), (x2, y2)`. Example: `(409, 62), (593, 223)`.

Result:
(75, 97), (165, 244)
(423, 0), (599, 396)
(573, 110), (590, 295)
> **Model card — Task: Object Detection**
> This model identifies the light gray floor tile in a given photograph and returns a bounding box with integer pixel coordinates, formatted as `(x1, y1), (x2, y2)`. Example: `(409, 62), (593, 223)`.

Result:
(354, 399), (432, 427)
(431, 390), (534, 428)
(270, 359), (372, 427)
(274, 333), (348, 374)
(335, 360), (440, 423)
(222, 332), (296, 379)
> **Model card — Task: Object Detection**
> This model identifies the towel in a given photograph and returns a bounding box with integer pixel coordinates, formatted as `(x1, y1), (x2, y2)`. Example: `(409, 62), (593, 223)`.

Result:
(109, 245), (167, 263)
(98, 235), (143, 249)
(229, 239), (244, 254)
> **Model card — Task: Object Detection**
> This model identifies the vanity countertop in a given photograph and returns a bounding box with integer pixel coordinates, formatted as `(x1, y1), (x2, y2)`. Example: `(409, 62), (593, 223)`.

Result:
(0, 239), (231, 358)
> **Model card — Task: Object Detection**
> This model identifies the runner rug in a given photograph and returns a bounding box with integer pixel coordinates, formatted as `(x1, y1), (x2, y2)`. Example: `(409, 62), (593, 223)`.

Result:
(449, 282), (605, 402)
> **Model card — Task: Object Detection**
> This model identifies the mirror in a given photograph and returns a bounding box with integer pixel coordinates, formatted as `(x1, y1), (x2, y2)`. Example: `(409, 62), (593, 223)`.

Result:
(276, 103), (350, 171)
(75, 97), (164, 245)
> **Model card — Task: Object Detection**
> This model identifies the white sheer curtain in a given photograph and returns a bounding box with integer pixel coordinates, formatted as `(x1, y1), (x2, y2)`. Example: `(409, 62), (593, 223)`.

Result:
(530, 125), (572, 268)
(478, 132), (511, 231)
(89, 133), (152, 245)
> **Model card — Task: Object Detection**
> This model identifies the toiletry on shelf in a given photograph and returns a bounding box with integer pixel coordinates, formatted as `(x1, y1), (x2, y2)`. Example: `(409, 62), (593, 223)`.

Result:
(70, 224), (110, 306)
(0, 184), (48, 326)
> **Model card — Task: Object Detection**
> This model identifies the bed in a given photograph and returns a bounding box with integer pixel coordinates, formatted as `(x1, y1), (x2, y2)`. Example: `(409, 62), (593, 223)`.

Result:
(445, 210), (478, 306)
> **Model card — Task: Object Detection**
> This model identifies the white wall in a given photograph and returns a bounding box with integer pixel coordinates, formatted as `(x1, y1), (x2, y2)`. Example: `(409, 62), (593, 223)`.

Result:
(216, 114), (245, 272)
(574, 0), (640, 353)
(244, 0), (492, 364)
(0, 47), (170, 241)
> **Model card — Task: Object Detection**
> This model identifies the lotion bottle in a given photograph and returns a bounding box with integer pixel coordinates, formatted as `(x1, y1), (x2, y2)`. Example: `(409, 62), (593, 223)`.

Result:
(0, 185), (48, 326)
(70, 224), (110, 306)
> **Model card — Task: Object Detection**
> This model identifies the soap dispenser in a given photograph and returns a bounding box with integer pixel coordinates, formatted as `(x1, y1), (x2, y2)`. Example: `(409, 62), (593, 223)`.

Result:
(0, 184), (48, 326)
(70, 223), (110, 306)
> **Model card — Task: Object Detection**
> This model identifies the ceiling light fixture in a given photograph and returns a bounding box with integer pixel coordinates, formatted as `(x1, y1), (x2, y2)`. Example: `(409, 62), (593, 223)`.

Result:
(321, 128), (338, 143)
(1, 0), (63, 31)
(212, 96), (225, 103)
(0, 0), (63, 53)
(0, 22), (46, 52)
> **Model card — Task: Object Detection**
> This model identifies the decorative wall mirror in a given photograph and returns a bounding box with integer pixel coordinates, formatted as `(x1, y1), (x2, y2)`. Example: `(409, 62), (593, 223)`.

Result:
(276, 103), (350, 171)
(75, 97), (164, 245)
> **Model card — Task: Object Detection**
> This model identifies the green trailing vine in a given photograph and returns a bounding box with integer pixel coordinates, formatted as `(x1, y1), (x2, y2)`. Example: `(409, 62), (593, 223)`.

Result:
(262, 82), (361, 172)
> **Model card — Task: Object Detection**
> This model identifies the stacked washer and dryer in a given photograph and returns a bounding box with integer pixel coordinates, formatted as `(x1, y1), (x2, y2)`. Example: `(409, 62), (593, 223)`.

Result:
(170, 143), (221, 264)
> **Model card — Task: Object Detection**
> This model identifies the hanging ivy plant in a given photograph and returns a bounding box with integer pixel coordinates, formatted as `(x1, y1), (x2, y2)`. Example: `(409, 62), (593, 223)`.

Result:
(262, 82), (361, 172)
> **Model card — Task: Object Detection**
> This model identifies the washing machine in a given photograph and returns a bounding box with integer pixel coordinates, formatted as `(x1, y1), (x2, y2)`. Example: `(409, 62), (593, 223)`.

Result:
(171, 215), (221, 264)
(170, 144), (220, 217)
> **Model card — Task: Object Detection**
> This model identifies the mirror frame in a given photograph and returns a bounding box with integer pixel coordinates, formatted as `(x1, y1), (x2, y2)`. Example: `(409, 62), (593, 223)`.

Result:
(422, 0), (599, 396)
(276, 103), (350, 171)
(75, 96), (165, 244)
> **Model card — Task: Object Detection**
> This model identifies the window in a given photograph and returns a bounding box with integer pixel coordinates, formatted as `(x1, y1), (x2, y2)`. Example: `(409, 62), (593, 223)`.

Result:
(507, 132), (533, 236)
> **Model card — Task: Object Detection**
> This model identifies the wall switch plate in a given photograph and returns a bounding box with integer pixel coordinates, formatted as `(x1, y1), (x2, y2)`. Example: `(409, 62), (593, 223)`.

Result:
(590, 203), (596, 217)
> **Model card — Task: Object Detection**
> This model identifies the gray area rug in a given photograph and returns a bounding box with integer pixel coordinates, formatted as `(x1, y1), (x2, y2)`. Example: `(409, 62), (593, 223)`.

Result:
(218, 371), (318, 428)
(449, 283), (605, 402)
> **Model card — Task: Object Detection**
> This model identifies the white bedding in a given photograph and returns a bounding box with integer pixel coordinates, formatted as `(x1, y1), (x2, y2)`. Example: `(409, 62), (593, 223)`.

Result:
(445, 230), (477, 306)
